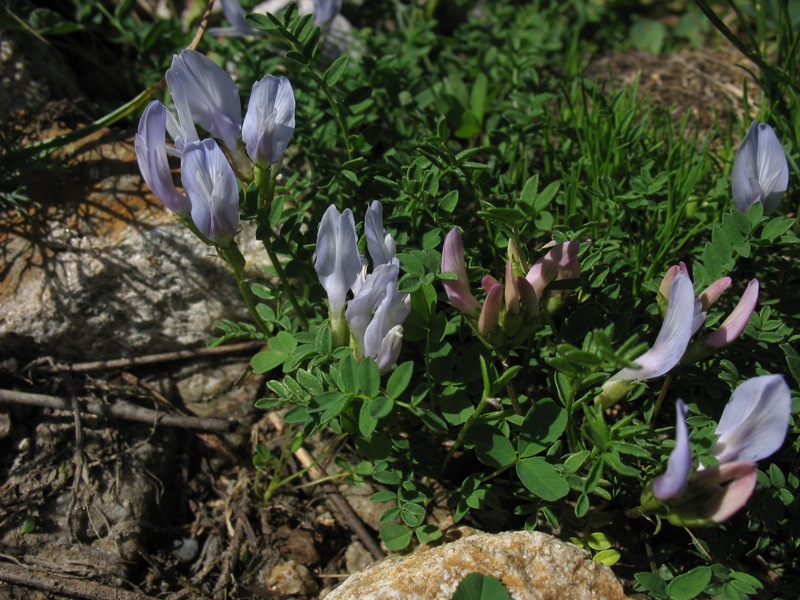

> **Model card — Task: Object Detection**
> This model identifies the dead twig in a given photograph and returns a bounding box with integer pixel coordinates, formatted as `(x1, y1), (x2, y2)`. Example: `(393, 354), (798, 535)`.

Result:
(0, 561), (153, 599)
(121, 373), (245, 466)
(266, 413), (386, 561)
(31, 341), (264, 374)
(0, 388), (236, 433)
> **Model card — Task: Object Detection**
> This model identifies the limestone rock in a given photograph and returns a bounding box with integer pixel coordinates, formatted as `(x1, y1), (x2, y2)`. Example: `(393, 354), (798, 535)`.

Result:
(0, 128), (269, 363)
(325, 530), (628, 600)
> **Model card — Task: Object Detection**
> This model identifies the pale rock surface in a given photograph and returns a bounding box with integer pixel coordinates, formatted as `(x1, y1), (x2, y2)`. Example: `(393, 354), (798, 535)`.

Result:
(0, 128), (269, 363)
(326, 530), (628, 600)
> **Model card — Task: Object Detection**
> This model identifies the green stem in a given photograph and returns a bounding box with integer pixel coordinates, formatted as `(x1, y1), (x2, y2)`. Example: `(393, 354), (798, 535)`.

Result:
(649, 371), (674, 432)
(307, 70), (354, 160)
(217, 245), (271, 337)
(442, 395), (490, 471)
(254, 164), (309, 330)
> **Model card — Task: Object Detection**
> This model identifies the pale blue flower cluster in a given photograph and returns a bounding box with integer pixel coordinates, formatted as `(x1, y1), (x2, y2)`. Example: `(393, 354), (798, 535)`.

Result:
(135, 50), (295, 246)
(315, 201), (410, 373)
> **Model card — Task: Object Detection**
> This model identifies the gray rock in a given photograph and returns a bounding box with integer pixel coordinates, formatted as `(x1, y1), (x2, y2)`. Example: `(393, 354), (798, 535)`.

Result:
(0, 129), (269, 363)
(325, 530), (628, 600)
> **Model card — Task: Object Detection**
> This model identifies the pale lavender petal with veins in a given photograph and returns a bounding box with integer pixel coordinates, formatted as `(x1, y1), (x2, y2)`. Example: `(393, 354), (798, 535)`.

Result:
(315, 205), (362, 318)
(167, 50), (242, 153)
(712, 374), (790, 464)
(606, 273), (702, 383)
(180, 139), (240, 246)
(365, 200), (397, 267)
(732, 121), (789, 215)
(242, 75), (295, 167)
(653, 400), (692, 500)
(134, 101), (191, 216)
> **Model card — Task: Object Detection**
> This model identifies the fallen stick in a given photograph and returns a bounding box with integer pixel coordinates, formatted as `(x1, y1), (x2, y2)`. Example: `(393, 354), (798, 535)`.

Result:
(0, 562), (154, 600)
(32, 341), (264, 374)
(0, 389), (236, 433)
(266, 412), (386, 561)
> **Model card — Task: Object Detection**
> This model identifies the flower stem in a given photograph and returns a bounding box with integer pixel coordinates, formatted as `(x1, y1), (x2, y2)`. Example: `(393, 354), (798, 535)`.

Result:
(255, 164), (309, 330)
(442, 395), (490, 472)
(217, 244), (271, 337)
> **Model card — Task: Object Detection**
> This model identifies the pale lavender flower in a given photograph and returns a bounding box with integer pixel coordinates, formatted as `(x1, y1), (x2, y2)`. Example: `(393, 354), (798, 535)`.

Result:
(364, 200), (397, 267)
(732, 120), (789, 215)
(167, 50), (242, 154)
(180, 139), (240, 246)
(650, 375), (790, 522)
(313, 0), (342, 27)
(346, 264), (411, 372)
(605, 273), (702, 385)
(134, 101), (191, 217)
(652, 400), (691, 500)
(711, 374), (791, 464)
(441, 229), (481, 317)
(210, 0), (259, 36)
(242, 75), (295, 168)
(314, 205), (362, 324)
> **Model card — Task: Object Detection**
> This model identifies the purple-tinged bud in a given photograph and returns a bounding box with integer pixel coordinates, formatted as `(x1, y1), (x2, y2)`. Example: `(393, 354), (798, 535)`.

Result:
(704, 279), (759, 349)
(698, 277), (732, 311)
(732, 120), (789, 215)
(504, 260), (520, 314)
(134, 101), (191, 217)
(693, 462), (758, 523)
(242, 75), (295, 168)
(441, 229), (481, 317)
(525, 241), (580, 303)
(478, 283), (502, 336)
(180, 139), (240, 246)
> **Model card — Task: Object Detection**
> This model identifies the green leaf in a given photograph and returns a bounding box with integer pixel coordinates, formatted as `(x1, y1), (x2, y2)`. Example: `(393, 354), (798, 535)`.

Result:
(518, 399), (567, 457)
(465, 424), (517, 468)
(440, 190), (459, 213)
(516, 457), (569, 501)
(251, 349), (287, 374)
(338, 354), (359, 393)
(666, 567), (712, 600)
(593, 549), (621, 566)
(635, 572), (668, 599)
(387, 362), (414, 399)
(380, 524), (413, 552)
(358, 403), (379, 437)
(323, 55), (349, 87)
(358, 358), (381, 397)
(269, 331), (297, 354)
(760, 216), (794, 242)
(451, 573), (511, 600)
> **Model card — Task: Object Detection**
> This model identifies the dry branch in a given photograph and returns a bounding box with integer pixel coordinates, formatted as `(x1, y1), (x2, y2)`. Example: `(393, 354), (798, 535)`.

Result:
(0, 388), (236, 433)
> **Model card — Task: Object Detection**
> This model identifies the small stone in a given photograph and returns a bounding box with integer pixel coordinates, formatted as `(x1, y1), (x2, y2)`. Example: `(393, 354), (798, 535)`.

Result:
(325, 530), (628, 600)
(283, 528), (321, 566)
(344, 541), (373, 574)
(266, 560), (319, 597)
